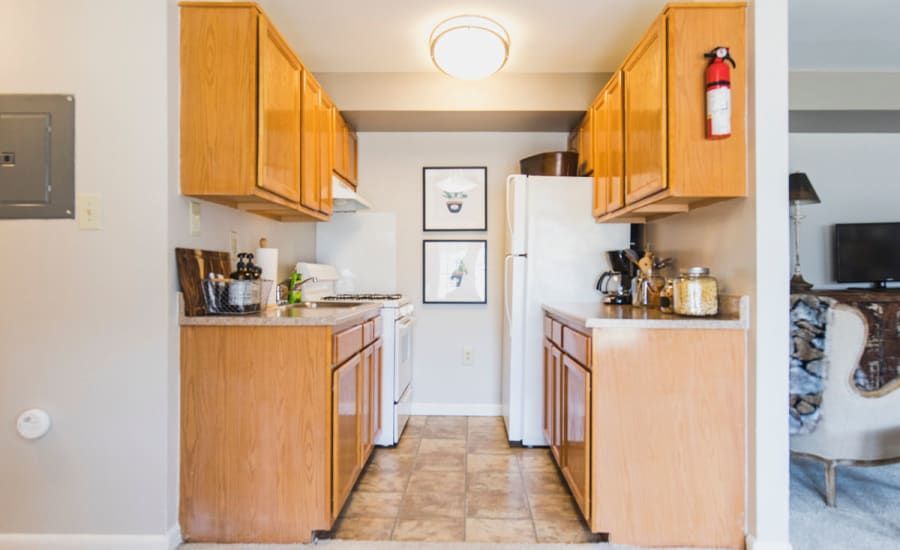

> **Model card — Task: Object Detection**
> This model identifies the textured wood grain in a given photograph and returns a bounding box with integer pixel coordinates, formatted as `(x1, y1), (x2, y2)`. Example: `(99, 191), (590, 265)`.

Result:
(300, 71), (321, 212)
(562, 326), (592, 370)
(332, 352), (361, 520)
(180, 325), (331, 543)
(334, 324), (364, 366)
(318, 92), (335, 215)
(542, 339), (554, 445)
(605, 72), (625, 212)
(561, 354), (591, 521)
(666, 5), (747, 198)
(333, 112), (347, 183)
(256, 14), (301, 202)
(623, 14), (667, 204)
(348, 128), (358, 186)
(591, 328), (746, 548)
(180, 5), (257, 197)
(591, 92), (609, 217)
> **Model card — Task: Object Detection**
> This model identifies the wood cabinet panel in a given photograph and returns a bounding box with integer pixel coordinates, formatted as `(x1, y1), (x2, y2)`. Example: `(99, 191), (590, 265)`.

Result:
(562, 354), (591, 520)
(256, 16), (301, 202)
(551, 320), (563, 347)
(333, 113), (347, 183)
(333, 324), (363, 366)
(373, 339), (384, 439)
(332, 353), (361, 520)
(578, 111), (594, 176)
(605, 72), (626, 212)
(348, 129), (358, 185)
(360, 346), (373, 461)
(562, 326), (592, 370)
(300, 72), (321, 212)
(623, 15), (667, 204)
(591, 93), (609, 217)
(318, 93), (334, 215)
(552, 345), (563, 464)
(543, 339), (554, 444)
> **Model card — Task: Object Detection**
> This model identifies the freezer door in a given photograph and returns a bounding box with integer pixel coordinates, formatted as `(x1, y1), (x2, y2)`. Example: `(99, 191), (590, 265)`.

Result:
(505, 175), (528, 255)
(501, 254), (527, 442)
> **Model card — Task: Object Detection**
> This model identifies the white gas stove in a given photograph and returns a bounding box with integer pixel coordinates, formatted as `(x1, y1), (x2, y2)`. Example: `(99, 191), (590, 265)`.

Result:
(297, 263), (414, 446)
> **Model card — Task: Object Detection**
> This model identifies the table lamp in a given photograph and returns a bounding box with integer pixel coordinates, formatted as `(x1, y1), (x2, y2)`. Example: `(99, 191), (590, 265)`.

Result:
(789, 172), (821, 292)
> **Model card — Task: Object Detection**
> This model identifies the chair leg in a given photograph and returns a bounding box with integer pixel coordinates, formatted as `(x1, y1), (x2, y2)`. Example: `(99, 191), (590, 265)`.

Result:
(824, 460), (838, 507)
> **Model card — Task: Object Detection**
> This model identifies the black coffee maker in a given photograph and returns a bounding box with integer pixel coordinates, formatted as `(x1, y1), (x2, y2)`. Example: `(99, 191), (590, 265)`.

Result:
(597, 249), (639, 304)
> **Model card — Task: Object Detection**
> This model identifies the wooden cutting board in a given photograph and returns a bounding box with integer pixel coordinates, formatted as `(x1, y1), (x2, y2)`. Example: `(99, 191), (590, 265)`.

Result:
(176, 248), (231, 316)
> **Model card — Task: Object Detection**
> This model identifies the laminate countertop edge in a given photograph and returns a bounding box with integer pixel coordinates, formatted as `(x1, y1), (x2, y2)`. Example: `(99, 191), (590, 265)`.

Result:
(543, 295), (750, 331)
(177, 293), (382, 327)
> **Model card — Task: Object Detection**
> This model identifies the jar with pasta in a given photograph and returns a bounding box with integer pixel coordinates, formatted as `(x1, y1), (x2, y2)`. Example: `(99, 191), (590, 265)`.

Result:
(673, 267), (719, 316)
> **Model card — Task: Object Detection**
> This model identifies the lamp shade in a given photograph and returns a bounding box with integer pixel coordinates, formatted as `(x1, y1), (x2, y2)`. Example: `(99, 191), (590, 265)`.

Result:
(789, 172), (821, 205)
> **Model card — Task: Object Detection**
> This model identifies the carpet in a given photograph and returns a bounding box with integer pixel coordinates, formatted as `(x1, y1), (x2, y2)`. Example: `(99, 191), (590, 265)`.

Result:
(791, 457), (900, 550)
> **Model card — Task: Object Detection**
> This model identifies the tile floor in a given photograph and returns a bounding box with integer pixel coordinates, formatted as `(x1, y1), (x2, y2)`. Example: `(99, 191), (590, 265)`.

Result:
(331, 415), (604, 543)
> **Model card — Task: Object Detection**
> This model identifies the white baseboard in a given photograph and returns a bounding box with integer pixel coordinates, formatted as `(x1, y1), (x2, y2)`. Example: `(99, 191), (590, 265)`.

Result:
(746, 534), (793, 550)
(411, 402), (502, 416)
(0, 533), (171, 550)
(166, 524), (182, 550)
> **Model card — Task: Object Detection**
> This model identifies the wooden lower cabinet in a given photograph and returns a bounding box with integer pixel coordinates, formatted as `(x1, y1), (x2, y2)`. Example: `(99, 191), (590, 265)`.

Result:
(561, 354), (591, 519)
(180, 313), (382, 543)
(542, 313), (746, 549)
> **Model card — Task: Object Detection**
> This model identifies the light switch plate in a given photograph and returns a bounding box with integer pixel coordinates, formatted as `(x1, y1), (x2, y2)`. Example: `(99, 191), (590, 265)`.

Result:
(189, 200), (201, 235)
(77, 193), (102, 230)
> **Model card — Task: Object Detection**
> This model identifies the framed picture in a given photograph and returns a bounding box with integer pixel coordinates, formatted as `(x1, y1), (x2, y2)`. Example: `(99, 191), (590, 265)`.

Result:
(423, 240), (487, 304)
(423, 167), (487, 231)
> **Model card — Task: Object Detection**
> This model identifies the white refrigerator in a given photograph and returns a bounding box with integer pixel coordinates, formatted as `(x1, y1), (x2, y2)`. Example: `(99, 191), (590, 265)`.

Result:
(502, 175), (630, 446)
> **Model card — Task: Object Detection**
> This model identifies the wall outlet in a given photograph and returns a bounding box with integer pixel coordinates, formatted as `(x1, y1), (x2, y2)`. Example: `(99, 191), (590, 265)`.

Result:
(462, 346), (473, 366)
(77, 193), (102, 230)
(189, 201), (201, 235)
(229, 231), (239, 259)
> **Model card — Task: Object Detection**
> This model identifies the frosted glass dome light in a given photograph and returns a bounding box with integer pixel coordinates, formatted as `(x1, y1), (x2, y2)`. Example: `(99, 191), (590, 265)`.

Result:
(430, 15), (510, 80)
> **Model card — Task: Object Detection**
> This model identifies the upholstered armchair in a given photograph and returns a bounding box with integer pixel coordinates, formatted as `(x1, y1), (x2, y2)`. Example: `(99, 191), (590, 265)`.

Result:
(790, 301), (900, 506)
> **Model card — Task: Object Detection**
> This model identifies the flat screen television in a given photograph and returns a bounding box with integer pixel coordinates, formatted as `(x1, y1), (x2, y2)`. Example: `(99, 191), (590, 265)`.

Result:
(833, 222), (900, 288)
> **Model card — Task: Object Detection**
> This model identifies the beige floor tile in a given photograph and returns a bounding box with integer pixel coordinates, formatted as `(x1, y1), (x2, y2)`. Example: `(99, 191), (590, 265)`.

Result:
(467, 416), (505, 429)
(402, 422), (423, 438)
(343, 491), (404, 518)
(406, 469), (466, 494)
(418, 438), (467, 456)
(467, 435), (513, 455)
(370, 450), (415, 472)
(534, 518), (602, 543)
(528, 492), (580, 521)
(399, 491), (466, 519)
(333, 516), (396, 540)
(413, 452), (466, 472)
(392, 518), (465, 542)
(517, 448), (558, 472)
(424, 415), (467, 428)
(392, 435), (421, 455)
(523, 470), (569, 495)
(466, 490), (531, 519)
(467, 470), (525, 493)
(356, 466), (410, 493)
(423, 417), (468, 439)
(466, 453), (519, 473)
(408, 415), (427, 427)
(465, 518), (536, 543)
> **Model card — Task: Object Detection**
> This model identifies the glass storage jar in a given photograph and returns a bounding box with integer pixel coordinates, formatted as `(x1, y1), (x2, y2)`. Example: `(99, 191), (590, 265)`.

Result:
(673, 267), (719, 316)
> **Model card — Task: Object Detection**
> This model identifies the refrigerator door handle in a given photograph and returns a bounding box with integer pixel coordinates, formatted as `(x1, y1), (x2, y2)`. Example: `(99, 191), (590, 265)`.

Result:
(505, 175), (516, 241)
(504, 255), (513, 326)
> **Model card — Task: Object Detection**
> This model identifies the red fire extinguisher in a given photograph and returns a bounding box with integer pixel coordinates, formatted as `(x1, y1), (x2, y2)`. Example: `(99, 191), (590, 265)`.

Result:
(704, 46), (736, 140)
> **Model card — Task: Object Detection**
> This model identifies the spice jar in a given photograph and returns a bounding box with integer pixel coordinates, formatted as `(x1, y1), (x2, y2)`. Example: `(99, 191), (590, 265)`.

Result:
(673, 267), (719, 316)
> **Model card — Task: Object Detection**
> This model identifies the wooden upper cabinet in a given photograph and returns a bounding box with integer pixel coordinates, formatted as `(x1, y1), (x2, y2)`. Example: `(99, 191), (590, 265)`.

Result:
(257, 16), (301, 203)
(180, 4), (326, 221)
(318, 93), (335, 215)
(578, 111), (594, 176)
(591, 93), (609, 217)
(333, 112), (359, 187)
(622, 15), (667, 205)
(300, 71), (321, 212)
(605, 72), (625, 212)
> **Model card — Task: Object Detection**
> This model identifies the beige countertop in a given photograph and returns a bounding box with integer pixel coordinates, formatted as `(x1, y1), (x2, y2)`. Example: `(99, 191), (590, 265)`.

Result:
(179, 296), (382, 327)
(543, 295), (749, 330)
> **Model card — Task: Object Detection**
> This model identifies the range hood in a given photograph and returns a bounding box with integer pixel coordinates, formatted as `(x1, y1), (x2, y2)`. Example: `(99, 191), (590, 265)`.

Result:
(332, 175), (372, 213)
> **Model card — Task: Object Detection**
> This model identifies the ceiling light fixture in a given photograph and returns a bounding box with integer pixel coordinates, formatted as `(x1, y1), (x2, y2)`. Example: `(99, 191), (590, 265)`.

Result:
(430, 15), (510, 80)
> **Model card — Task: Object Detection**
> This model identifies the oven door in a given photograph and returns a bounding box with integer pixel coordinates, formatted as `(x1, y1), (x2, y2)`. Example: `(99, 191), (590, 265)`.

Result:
(395, 314), (414, 397)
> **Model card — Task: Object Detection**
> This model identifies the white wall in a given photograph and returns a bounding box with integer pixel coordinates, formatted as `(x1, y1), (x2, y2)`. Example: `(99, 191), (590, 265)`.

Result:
(0, 0), (317, 544)
(357, 132), (567, 413)
(647, 1), (791, 549)
(789, 133), (900, 289)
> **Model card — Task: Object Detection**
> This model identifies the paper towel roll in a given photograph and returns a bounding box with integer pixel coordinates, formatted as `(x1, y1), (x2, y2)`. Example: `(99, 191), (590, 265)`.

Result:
(255, 239), (278, 308)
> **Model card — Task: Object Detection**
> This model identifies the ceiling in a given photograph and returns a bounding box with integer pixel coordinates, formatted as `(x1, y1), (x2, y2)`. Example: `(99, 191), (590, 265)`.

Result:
(258, 0), (667, 73)
(790, 0), (900, 71)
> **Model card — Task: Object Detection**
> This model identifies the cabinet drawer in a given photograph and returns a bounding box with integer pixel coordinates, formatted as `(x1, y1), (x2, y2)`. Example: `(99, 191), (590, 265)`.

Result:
(551, 320), (563, 347)
(334, 324), (363, 366)
(363, 320), (375, 346)
(562, 326), (591, 368)
(544, 316), (553, 339)
(373, 316), (383, 340)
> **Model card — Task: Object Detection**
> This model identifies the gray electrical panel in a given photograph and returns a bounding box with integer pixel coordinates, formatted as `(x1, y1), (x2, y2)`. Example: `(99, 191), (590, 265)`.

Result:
(0, 95), (74, 219)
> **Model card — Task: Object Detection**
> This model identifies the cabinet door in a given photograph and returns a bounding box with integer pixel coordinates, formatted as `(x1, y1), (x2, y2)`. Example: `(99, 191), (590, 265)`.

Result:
(551, 345), (563, 463)
(257, 16), (301, 202)
(300, 72), (321, 212)
(333, 113), (347, 181)
(562, 354), (591, 521)
(318, 94), (334, 215)
(623, 15), (667, 204)
(360, 346), (372, 461)
(373, 339), (383, 439)
(332, 353), (361, 519)
(578, 111), (594, 176)
(606, 72), (626, 212)
(542, 339), (554, 445)
(591, 93), (609, 217)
